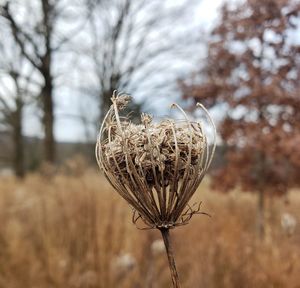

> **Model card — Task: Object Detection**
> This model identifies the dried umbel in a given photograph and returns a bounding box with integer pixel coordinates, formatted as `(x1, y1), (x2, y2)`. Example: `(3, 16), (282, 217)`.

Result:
(95, 91), (216, 287)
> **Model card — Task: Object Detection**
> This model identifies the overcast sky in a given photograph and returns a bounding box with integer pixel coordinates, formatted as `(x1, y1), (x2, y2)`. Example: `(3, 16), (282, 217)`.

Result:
(20, 0), (225, 142)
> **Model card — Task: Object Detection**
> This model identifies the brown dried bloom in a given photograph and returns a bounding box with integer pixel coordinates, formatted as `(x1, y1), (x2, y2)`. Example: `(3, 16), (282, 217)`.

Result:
(141, 113), (153, 126)
(96, 91), (216, 288)
(95, 91), (216, 230)
(111, 92), (132, 110)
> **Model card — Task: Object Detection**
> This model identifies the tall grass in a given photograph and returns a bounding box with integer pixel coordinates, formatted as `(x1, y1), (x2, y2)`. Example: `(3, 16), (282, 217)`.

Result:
(0, 168), (299, 287)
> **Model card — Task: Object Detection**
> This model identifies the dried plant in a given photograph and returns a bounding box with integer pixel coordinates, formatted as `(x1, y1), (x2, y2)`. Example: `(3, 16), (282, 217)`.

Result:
(95, 91), (216, 287)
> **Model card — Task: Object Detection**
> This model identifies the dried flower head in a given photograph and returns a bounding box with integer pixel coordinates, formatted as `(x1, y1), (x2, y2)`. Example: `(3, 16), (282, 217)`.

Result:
(95, 91), (216, 230)
(111, 92), (132, 110)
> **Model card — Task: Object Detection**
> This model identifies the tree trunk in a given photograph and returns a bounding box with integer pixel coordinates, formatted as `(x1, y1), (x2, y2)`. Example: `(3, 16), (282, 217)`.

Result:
(257, 188), (265, 240)
(42, 75), (55, 163)
(12, 98), (25, 178)
(41, 0), (55, 164)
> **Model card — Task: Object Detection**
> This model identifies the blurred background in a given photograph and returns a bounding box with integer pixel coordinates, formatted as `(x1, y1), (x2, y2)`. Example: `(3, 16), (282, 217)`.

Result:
(0, 0), (300, 287)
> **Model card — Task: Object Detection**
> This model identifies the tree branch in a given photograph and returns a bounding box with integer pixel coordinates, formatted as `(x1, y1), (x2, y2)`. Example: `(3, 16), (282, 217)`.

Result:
(1, 3), (42, 71)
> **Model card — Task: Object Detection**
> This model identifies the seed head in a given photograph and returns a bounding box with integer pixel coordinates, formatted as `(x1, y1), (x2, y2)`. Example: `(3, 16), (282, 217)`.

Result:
(141, 113), (153, 126)
(111, 90), (132, 111)
(96, 92), (216, 229)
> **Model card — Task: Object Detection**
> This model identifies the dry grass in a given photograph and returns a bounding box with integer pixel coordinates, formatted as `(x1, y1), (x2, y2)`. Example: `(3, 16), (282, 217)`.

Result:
(0, 168), (299, 288)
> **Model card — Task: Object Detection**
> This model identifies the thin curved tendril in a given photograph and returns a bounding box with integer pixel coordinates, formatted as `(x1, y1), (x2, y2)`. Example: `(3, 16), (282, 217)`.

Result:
(196, 103), (217, 171)
(170, 103), (194, 220)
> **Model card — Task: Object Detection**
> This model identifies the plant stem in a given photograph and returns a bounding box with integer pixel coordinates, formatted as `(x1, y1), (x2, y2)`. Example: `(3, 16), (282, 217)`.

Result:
(160, 228), (181, 288)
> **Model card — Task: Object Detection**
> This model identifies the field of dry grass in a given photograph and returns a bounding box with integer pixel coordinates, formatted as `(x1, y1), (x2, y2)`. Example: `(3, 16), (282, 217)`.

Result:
(0, 164), (299, 288)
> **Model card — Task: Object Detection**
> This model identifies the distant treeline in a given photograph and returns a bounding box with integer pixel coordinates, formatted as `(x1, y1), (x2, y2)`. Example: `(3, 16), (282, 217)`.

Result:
(0, 131), (95, 172)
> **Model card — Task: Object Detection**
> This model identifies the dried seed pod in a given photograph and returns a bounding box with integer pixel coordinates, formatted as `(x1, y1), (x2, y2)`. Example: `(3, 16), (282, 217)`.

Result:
(141, 113), (153, 126)
(95, 91), (216, 230)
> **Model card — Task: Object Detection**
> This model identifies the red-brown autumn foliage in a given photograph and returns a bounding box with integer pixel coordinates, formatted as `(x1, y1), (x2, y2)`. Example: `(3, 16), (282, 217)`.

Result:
(181, 0), (300, 236)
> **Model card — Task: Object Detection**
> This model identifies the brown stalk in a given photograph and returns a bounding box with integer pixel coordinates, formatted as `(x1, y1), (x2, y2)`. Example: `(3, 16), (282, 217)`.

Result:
(160, 228), (181, 288)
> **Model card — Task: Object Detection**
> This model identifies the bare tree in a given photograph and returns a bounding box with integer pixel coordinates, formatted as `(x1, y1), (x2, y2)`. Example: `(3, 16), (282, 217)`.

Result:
(0, 0), (86, 163)
(80, 0), (202, 126)
(0, 74), (25, 177)
(0, 26), (39, 177)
